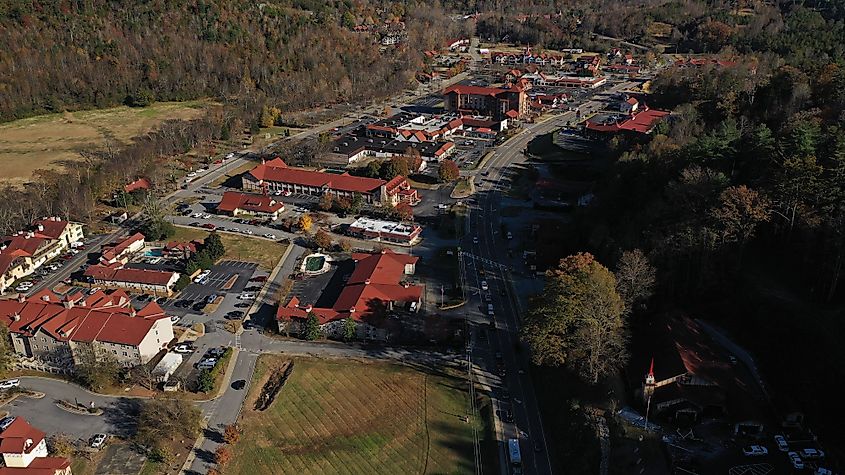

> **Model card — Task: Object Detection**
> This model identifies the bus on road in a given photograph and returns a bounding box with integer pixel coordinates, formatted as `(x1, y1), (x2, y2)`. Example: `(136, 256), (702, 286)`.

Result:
(508, 438), (523, 474)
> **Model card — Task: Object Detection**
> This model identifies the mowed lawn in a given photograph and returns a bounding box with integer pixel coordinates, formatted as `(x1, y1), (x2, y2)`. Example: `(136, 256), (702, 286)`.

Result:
(226, 356), (478, 475)
(171, 226), (288, 269)
(0, 100), (215, 184)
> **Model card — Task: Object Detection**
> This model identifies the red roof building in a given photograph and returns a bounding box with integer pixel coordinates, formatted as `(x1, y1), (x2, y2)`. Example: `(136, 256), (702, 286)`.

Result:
(216, 191), (284, 219)
(277, 250), (422, 339)
(0, 290), (173, 368)
(123, 177), (151, 193)
(1, 218), (85, 295)
(0, 418), (70, 474)
(443, 84), (528, 121)
(99, 232), (145, 265)
(244, 158), (417, 207)
(84, 265), (180, 296)
(585, 108), (670, 135)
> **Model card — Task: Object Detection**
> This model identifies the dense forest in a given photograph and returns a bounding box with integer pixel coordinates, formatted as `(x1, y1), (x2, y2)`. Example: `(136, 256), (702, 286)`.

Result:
(0, 0), (466, 122)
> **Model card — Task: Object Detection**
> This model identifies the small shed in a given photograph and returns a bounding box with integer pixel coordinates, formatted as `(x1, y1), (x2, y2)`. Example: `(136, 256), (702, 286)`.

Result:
(152, 352), (183, 382)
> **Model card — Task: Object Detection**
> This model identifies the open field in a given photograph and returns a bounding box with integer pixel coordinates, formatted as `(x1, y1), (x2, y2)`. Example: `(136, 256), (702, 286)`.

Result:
(171, 226), (288, 269)
(226, 356), (480, 475)
(0, 100), (215, 184)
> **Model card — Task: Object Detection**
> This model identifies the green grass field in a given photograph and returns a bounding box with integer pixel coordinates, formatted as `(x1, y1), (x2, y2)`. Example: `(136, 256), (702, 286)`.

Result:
(171, 226), (288, 269)
(226, 356), (480, 475)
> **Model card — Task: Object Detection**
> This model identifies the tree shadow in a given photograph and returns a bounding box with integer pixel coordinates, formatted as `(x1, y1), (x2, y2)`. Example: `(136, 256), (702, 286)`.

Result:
(101, 398), (142, 438)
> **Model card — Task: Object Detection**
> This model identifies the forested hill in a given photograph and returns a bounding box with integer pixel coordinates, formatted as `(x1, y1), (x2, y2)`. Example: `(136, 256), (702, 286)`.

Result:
(0, 0), (463, 122)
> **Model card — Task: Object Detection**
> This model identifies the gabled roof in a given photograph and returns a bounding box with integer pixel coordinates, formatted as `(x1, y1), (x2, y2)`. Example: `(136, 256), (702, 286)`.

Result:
(84, 266), (178, 286)
(277, 250), (421, 326)
(124, 177), (151, 193)
(101, 233), (144, 262)
(248, 158), (386, 194)
(217, 191), (284, 214)
(0, 417), (45, 454)
(0, 291), (170, 347)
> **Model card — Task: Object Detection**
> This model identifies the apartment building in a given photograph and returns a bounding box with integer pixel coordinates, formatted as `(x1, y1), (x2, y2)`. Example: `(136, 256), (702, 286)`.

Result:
(0, 218), (84, 295)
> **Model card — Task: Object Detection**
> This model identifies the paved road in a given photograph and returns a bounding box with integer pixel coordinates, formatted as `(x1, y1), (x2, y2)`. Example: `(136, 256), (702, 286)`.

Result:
(459, 78), (642, 475)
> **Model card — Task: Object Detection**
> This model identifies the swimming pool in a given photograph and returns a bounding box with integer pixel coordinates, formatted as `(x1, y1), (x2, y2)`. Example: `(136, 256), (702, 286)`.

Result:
(144, 249), (163, 257)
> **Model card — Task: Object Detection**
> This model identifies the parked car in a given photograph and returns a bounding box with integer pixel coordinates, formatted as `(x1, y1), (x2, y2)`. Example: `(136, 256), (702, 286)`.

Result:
(801, 448), (825, 459)
(0, 379), (20, 390)
(193, 270), (211, 283)
(0, 417), (16, 431)
(815, 468), (834, 475)
(774, 434), (788, 452)
(197, 359), (217, 370)
(202, 223), (216, 230)
(241, 229), (253, 235)
(263, 233), (277, 240)
(170, 315), (181, 324)
(472, 236), (479, 244)
(234, 302), (250, 308)
(89, 433), (107, 449)
(226, 311), (245, 320)
(742, 445), (768, 457)
(480, 280), (488, 291)
(250, 276), (268, 282)
(205, 294), (219, 304)
(238, 292), (256, 300)
(173, 344), (193, 354)
(788, 452), (805, 469)
(207, 347), (226, 357)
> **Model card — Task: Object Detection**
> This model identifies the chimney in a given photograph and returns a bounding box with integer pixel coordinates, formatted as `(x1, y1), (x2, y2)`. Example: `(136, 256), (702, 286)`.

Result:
(24, 439), (33, 450)
(349, 307), (356, 313)
(37, 224), (44, 232)
(364, 279), (371, 285)
(11, 314), (20, 322)
(130, 308), (137, 317)
(304, 305), (313, 313)
(261, 158), (266, 165)
(63, 300), (74, 309)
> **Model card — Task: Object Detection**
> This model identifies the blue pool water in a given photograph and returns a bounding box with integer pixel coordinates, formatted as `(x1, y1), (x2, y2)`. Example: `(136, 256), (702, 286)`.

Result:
(144, 249), (163, 257)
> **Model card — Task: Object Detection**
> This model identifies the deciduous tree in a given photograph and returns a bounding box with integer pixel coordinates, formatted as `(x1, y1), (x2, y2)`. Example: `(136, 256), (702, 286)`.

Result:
(521, 253), (627, 384)
(298, 213), (313, 233)
(438, 159), (460, 182)
(223, 424), (241, 445)
(314, 229), (332, 249)
(615, 249), (656, 313)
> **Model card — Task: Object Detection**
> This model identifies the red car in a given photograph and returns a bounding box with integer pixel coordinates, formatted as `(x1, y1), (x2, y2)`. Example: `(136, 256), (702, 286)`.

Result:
(202, 223), (216, 230)
(214, 160), (223, 164)
(250, 276), (268, 282)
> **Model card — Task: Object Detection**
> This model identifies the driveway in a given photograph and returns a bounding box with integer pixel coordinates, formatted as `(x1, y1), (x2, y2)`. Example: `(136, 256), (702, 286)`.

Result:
(7, 378), (140, 441)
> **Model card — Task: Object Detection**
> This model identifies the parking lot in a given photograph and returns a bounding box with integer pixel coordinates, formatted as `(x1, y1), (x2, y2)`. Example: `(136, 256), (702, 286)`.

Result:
(162, 260), (263, 325)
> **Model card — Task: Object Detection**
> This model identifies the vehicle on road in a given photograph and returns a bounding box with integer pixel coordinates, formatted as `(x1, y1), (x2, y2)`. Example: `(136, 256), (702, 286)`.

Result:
(742, 445), (768, 456)
(202, 223), (216, 230)
(90, 433), (107, 449)
(487, 303), (494, 316)
(231, 379), (246, 390)
(774, 434), (788, 452)
(250, 275), (268, 282)
(263, 233), (277, 239)
(815, 468), (833, 475)
(472, 236), (479, 244)
(788, 452), (804, 469)
(480, 280), (488, 291)
(508, 438), (523, 474)
(0, 379), (20, 390)
(503, 410), (514, 423)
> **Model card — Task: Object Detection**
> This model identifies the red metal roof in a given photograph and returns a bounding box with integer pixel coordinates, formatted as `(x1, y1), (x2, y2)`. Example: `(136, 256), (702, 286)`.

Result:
(586, 108), (670, 134)
(217, 191), (284, 214)
(0, 417), (45, 454)
(443, 84), (510, 96)
(124, 177), (151, 193)
(277, 250), (421, 325)
(0, 291), (169, 346)
(84, 265), (178, 286)
(249, 158), (386, 194)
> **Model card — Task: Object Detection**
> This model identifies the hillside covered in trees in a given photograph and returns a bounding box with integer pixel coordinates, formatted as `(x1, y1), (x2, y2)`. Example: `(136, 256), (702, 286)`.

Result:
(0, 0), (465, 122)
